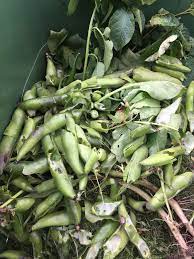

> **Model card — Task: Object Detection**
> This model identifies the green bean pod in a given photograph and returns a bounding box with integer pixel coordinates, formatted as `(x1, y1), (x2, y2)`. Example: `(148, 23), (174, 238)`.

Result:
(76, 124), (91, 146)
(148, 172), (193, 210)
(16, 117), (36, 154)
(140, 153), (175, 167)
(123, 136), (145, 158)
(0, 250), (24, 259)
(12, 176), (33, 192)
(35, 179), (55, 193)
(103, 227), (129, 259)
(19, 94), (67, 111)
(118, 203), (151, 258)
(0, 108), (25, 173)
(48, 151), (76, 199)
(6, 157), (49, 176)
(123, 145), (148, 183)
(61, 129), (84, 176)
(84, 147), (99, 174)
(130, 125), (152, 139)
(34, 191), (63, 219)
(156, 55), (191, 73)
(23, 85), (37, 116)
(127, 197), (146, 213)
(29, 231), (43, 259)
(78, 144), (92, 162)
(152, 65), (186, 81)
(79, 175), (89, 191)
(32, 210), (73, 230)
(66, 199), (81, 225)
(186, 81), (194, 132)
(133, 67), (182, 85)
(46, 56), (58, 86)
(86, 221), (119, 259)
(92, 220), (119, 244)
(17, 113), (67, 161)
(164, 164), (174, 186)
(97, 148), (107, 162)
(15, 197), (35, 212)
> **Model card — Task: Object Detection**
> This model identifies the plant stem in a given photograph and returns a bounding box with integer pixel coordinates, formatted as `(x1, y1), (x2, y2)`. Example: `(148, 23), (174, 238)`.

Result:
(125, 184), (189, 253)
(158, 170), (173, 222)
(138, 179), (194, 238)
(0, 190), (24, 208)
(83, 5), (97, 80)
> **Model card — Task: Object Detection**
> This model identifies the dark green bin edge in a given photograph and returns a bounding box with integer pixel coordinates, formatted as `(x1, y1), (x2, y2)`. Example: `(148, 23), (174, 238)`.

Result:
(0, 0), (193, 137)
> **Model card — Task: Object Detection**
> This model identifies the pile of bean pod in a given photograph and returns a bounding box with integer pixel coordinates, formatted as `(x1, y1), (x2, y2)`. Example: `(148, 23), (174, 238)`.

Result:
(0, 49), (194, 258)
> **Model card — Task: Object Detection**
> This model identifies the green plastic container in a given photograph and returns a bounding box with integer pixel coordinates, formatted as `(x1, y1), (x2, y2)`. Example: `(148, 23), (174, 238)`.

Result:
(0, 0), (193, 136)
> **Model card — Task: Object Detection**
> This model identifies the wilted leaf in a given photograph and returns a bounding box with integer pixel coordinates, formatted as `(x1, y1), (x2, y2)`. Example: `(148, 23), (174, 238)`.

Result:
(73, 229), (92, 245)
(139, 81), (183, 100)
(109, 9), (135, 51)
(146, 35), (178, 62)
(132, 7), (145, 34)
(85, 201), (114, 223)
(182, 132), (194, 155)
(150, 9), (180, 27)
(92, 201), (121, 216)
(156, 98), (182, 125)
(47, 29), (68, 54)
(147, 129), (168, 155)
(120, 49), (143, 69)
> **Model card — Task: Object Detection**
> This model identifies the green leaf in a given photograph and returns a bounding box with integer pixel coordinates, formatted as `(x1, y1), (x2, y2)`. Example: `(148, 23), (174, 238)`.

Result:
(139, 81), (183, 101)
(147, 129), (167, 155)
(150, 9), (180, 27)
(104, 40), (114, 71)
(120, 49), (143, 69)
(92, 62), (105, 77)
(109, 9), (135, 51)
(67, 0), (79, 16)
(138, 107), (160, 120)
(132, 7), (145, 34)
(47, 29), (68, 54)
(111, 131), (132, 162)
(156, 98), (182, 125)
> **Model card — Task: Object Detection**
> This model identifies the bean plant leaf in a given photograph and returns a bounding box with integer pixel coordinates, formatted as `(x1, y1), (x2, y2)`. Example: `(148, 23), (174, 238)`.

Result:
(67, 0), (79, 16)
(156, 98), (182, 125)
(139, 81), (183, 100)
(146, 35), (178, 62)
(47, 29), (68, 54)
(132, 7), (145, 34)
(150, 9), (180, 27)
(111, 132), (131, 162)
(147, 129), (168, 155)
(182, 132), (194, 155)
(92, 62), (105, 77)
(109, 9), (135, 51)
(92, 201), (121, 216)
